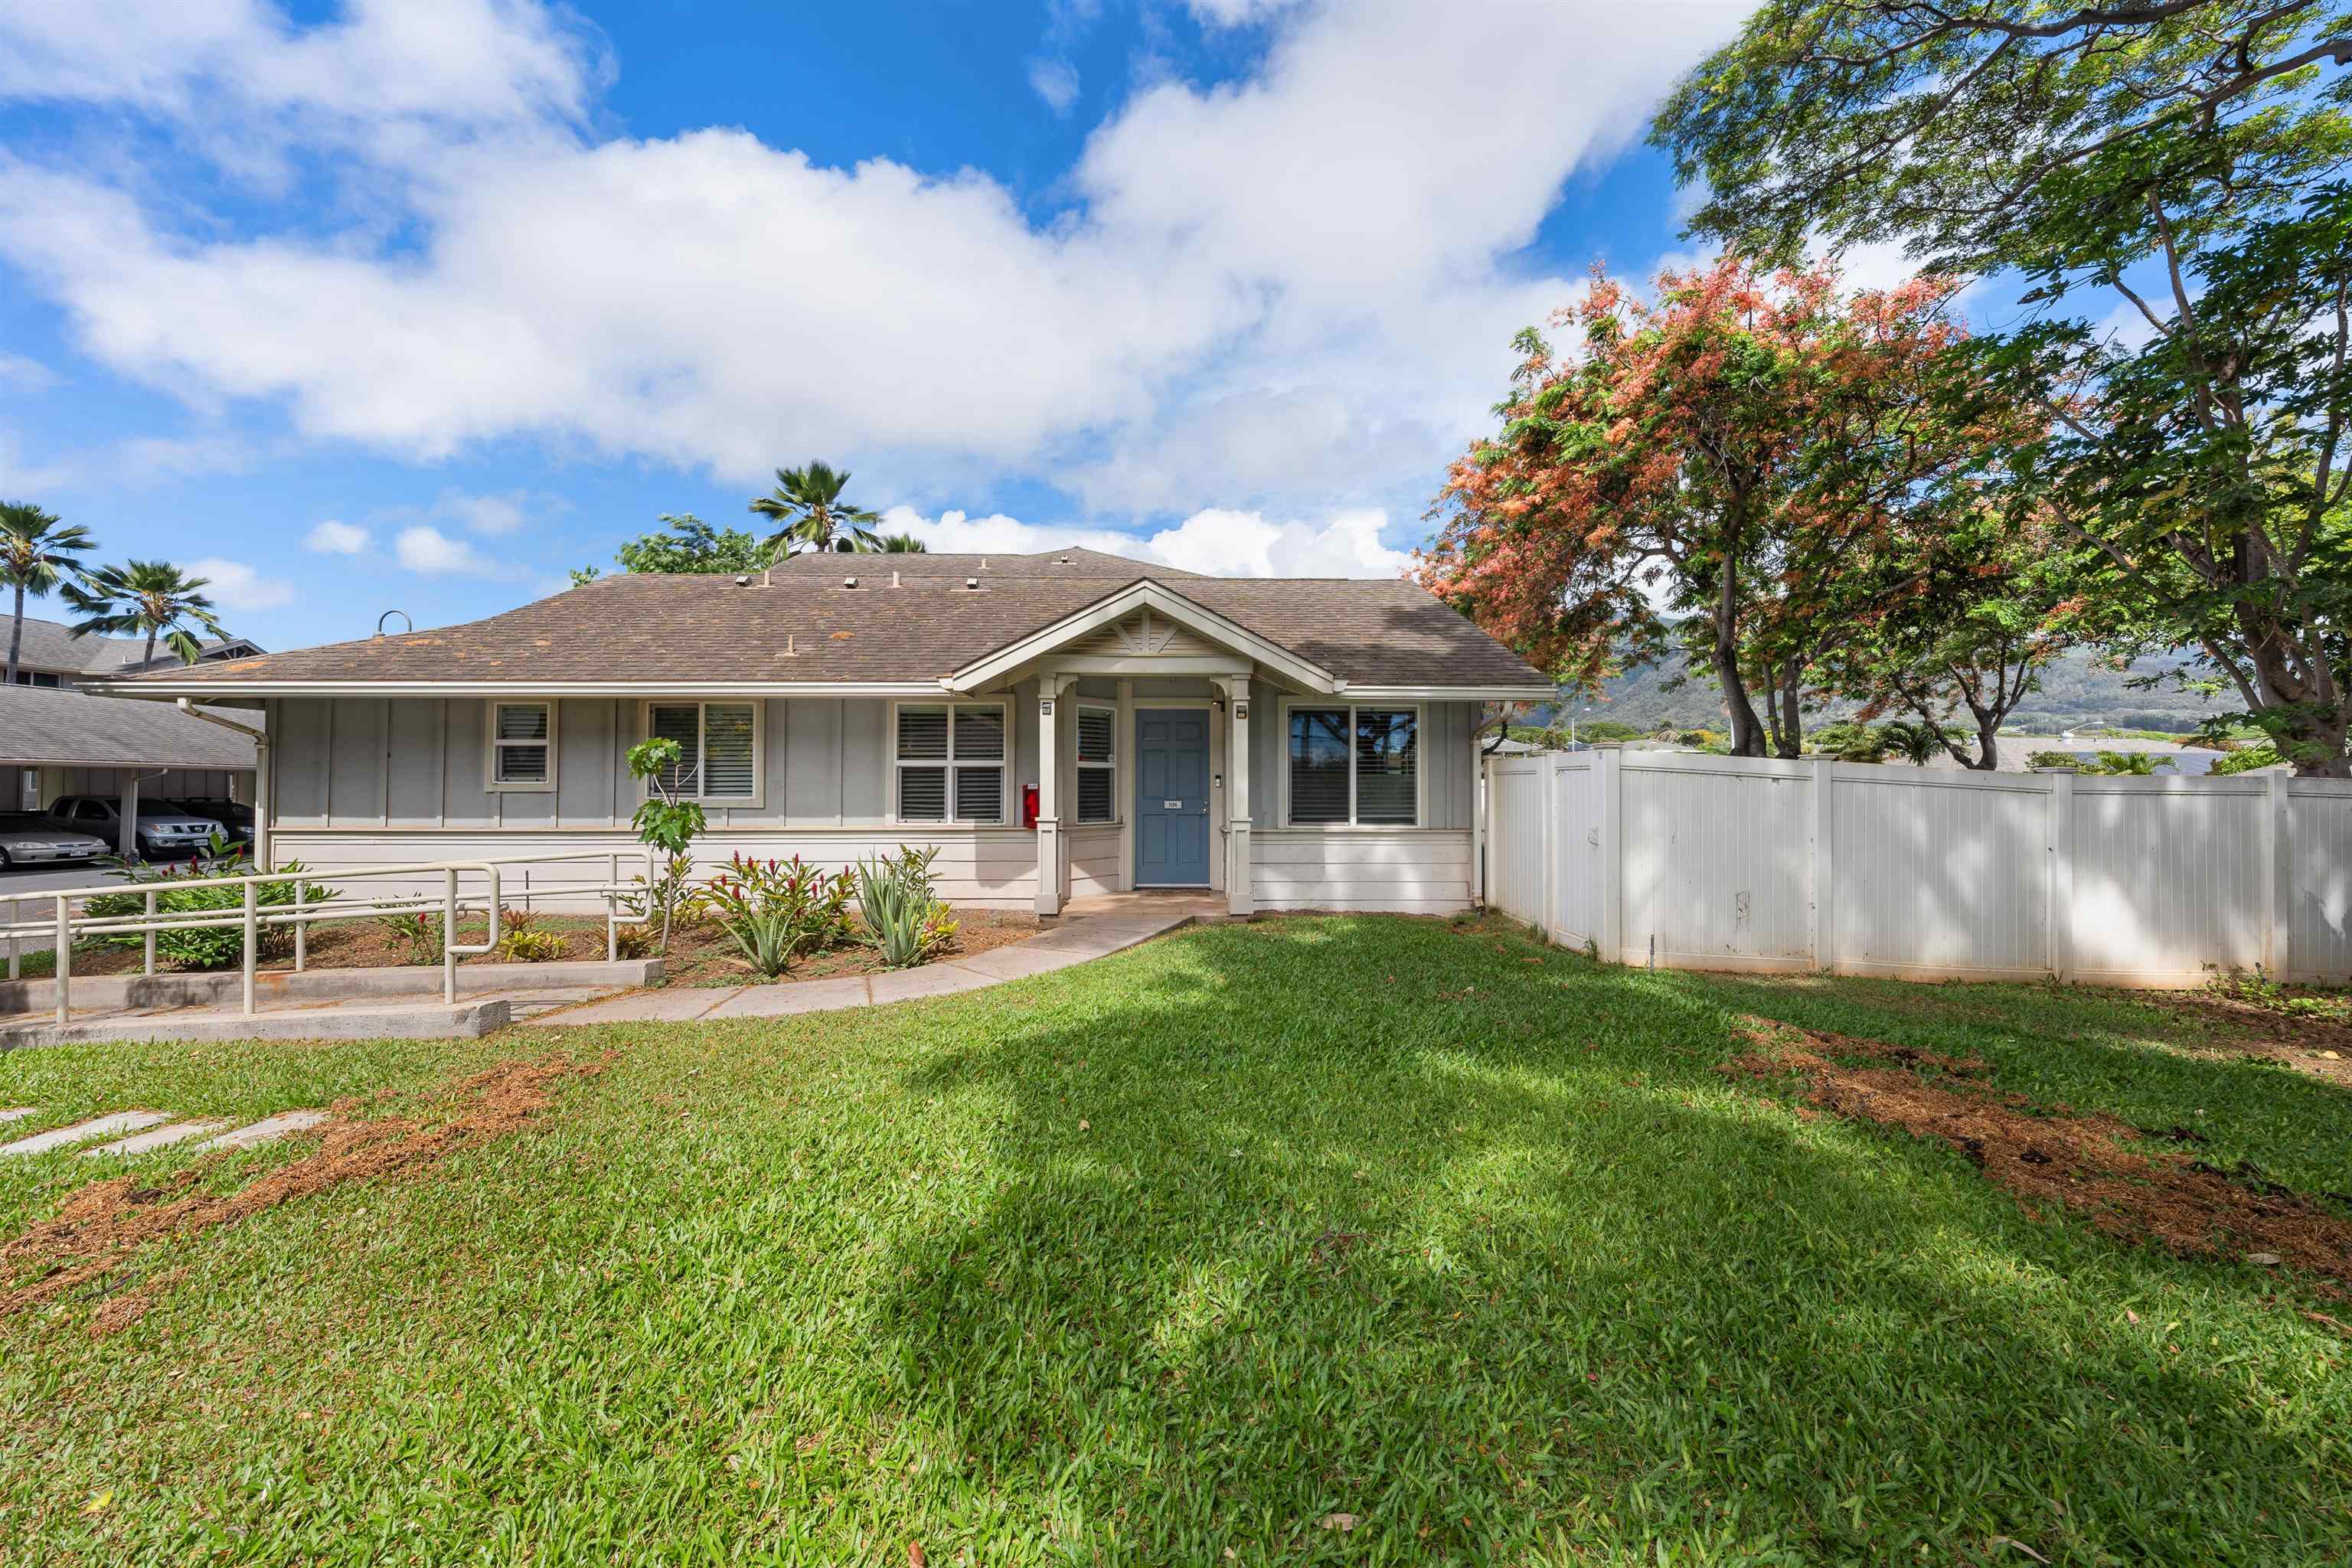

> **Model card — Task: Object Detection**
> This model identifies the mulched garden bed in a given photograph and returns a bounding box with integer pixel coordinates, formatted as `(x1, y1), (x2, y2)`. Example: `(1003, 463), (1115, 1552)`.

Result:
(38, 908), (1041, 988)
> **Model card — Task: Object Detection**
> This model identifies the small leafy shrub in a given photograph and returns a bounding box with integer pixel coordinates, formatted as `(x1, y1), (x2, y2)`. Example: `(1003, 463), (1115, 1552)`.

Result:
(2205, 966), (2352, 1024)
(380, 910), (445, 965)
(2027, 749), (2176, 776)
(82, 842), (331, 970)
(501, 926), (567, 962)
(851, 845), (958, 969)
(695, 855), (855, 978)
(612, 923), (655, 960)
(1807, 720), (1890, 763)
(626, 738), (708, 956)
(2210, 743), (2282, 776)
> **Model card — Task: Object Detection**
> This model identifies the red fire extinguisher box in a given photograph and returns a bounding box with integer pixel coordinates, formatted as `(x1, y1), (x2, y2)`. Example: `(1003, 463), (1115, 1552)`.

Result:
(1022, 783), (1040, 828)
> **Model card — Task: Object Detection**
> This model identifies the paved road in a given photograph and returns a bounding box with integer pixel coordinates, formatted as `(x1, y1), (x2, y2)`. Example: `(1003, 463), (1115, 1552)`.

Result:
(0, 863), (133, 902)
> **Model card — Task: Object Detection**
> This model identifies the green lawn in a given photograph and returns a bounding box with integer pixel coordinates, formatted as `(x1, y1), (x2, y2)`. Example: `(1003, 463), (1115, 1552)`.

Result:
(2, 916), (2347, 1565)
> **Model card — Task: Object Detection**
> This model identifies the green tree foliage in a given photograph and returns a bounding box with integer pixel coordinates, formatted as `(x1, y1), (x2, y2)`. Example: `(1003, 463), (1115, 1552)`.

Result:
(750, 461), (883, 557)
(63, 560), (226, 666)
(571, 514), (770, 586)
(1421, 256), (2002, 758)
(626, 737), (707, 956)
(1655, 1), (2352, 774)
(0, 500), (94, 684)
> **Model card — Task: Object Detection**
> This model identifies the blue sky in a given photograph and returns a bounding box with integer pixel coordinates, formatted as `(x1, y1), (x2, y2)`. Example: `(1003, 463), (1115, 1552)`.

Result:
(0, 0), (1769, 652)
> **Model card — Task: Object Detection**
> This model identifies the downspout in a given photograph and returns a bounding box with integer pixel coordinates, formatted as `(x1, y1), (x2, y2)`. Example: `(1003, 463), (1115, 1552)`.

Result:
(175, 700), (270, 868)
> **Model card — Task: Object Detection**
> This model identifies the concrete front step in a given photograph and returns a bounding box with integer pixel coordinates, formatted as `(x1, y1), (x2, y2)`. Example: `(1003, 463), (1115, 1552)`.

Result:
(1, 998), (513, 1049)
(0, 958), (661, 1018)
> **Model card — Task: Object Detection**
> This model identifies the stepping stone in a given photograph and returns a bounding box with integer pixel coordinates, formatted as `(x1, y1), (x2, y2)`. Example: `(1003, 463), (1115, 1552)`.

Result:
(194, 1109), (328, 1152)
(0, 1107), (36, 1124)
(83, 1121), (230, 1158)
(0, 1111), (172, 1158)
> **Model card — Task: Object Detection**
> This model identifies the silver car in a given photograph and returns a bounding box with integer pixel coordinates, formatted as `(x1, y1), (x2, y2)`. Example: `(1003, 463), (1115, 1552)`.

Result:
(0, 811), (109, 868)
(45, 795), (227, 860)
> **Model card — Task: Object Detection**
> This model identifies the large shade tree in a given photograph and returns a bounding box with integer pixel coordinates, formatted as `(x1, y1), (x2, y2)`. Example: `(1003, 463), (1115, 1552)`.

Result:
(571, 514), (772, 585)
(1418, 256), (1988, 756)
(750, 462), (883, 557)
(1655, 0), (2352, 772)
(64, 560), (227, 667)
(0, 501), (94, 685)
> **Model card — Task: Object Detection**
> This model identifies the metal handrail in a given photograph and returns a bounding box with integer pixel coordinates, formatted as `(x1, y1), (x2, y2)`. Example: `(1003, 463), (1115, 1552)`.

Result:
(4, 847), (658, 1024)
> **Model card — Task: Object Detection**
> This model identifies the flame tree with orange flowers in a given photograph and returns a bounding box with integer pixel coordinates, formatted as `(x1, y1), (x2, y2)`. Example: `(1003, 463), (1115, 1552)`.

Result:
(1418, 253), (2048, 758)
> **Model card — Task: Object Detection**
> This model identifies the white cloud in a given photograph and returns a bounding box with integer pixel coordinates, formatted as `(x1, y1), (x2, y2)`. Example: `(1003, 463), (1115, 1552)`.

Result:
(394, 524), (501, 574)
(0, 429), (77, 492)
(879, 503), (1412, 579)
(304, 518), (371, 554)
(0, 351), (54, 389)
(436, 488), (538, 534)
(186, 555), (295, 611)
(1027, 57), (1080, 114)
(0, 0), (1751, 516)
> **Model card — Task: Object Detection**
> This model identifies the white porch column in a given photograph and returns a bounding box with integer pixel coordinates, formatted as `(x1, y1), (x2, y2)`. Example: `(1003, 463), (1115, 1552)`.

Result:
(1035, 675), (1070, 916)
(1215, 674), (1254, 917)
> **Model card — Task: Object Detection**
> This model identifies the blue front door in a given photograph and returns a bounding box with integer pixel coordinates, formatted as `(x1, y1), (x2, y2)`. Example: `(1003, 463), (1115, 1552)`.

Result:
(1135, 710), (1211, 886)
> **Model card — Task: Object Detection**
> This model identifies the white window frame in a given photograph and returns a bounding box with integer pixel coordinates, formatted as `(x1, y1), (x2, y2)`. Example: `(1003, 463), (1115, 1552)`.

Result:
(1074, 702), (1119, 825)
(1278, 699), (1425, 829)
(890, 699), (1009, 826)
(486, 700), (558, 793)
(638, 699), (764, 806)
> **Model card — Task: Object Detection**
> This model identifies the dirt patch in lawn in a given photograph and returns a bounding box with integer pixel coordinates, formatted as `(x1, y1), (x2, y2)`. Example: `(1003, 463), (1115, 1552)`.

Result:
(2113, 988), (2352, 1089)
(1722, 1016), (2352, 1298)
(0, 1051), (608, 1331)
(42, 906), (1041, 989)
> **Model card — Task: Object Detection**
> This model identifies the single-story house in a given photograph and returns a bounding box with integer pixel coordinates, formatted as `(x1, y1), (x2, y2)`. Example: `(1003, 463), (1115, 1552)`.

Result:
(88, 550), (1553, 916)
(4, 614), (264, 826)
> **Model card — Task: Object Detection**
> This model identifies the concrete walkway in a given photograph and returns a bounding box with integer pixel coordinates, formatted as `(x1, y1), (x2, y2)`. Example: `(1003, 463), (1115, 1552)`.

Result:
(531, 893), (1217, 1027)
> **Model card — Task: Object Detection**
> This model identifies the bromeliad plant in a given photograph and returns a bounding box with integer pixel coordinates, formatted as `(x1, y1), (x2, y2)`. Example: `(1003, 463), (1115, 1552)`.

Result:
(625, 737), (707, 956)
(851, 845), (958, 970)
(694, 855), (854, 978)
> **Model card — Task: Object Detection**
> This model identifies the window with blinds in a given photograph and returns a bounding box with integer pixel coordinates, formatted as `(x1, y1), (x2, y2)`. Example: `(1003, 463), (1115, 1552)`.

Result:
(1287, 704), (1417, 825)
(895, 702), (1007, 823)
(1076, 705), (1116, 824)
(490, 701), (555, 789)
(645, 702), (758, 802)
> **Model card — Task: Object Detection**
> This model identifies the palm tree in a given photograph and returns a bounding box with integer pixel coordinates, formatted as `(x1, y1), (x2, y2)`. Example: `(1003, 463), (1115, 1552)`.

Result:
(877, 532), (928, 553)
(748, 462), (883, 558)
(1879, 719), (1942, 767)
(64, 560), (227, 667)
(1, 501), (96, 686)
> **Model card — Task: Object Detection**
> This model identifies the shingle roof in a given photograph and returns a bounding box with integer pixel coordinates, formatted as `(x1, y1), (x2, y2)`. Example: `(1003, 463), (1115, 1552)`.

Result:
(96, 554), (1549, 692)
(771, 547), (1204, 578)
(5, 615), (259, 675)
(0, 686), (260, 769)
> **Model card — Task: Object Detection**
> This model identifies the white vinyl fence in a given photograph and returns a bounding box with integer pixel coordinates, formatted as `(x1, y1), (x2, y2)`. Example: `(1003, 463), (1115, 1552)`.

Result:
(1482, 750), (2352, 988)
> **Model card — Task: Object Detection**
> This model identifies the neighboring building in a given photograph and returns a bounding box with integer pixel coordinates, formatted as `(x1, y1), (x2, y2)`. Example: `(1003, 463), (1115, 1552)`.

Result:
(3, 615), (263, 821)
(91, 551), (1551, 915)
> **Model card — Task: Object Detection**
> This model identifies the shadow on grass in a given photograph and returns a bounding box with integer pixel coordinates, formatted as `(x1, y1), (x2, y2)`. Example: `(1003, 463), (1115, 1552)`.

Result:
(865, 916), (2349, 1564)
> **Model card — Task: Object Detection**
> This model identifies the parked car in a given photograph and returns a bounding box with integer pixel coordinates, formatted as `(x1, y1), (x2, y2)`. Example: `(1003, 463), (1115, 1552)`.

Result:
(44, 795), (226, 860)
(167, 797), (254, 837)
(0, 812), (109, 869)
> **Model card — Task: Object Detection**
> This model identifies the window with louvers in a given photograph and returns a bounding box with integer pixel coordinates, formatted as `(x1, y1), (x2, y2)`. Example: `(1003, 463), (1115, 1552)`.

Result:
(1354, 709), (1417, 824)
(896, 703), (1004, 823)
(702, 704), (756, 799)
(493, 702), (552, 786)
(1076, 707), (1116, 824)
(1287, 704), (1418, 825)
(1288, 708), (1351, 824)
(649, 704), (701, 795)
